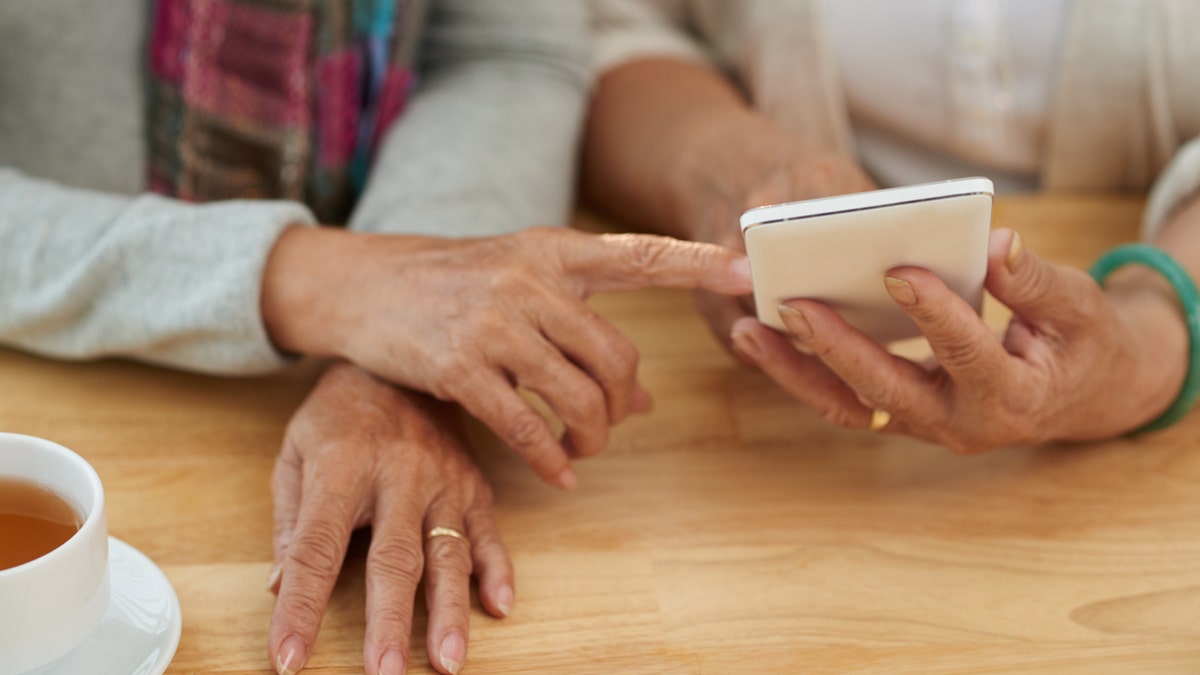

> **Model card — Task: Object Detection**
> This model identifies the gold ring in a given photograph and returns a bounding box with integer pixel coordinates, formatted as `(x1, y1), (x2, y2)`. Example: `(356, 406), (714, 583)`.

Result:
(868, 409), (892, 432)
(426, 526), (469, 545)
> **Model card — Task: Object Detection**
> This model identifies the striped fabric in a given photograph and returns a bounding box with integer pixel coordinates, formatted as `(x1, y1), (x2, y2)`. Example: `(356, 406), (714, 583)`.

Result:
(147, 0), (427, 223)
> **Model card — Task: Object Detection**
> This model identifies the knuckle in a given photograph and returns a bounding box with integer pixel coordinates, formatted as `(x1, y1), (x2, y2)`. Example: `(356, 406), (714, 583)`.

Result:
(607, 339), (640, 382)
(426, 537), (472, 571)
(566, 382), (606, 424)
(471, 531), (509, 569)
(854, 380), (907, 416)
(433, 588), (472, 619)
(288, 526), (349, 580)
(905, 304), (935, 325)
(471, 308), (510, 336)
(281, 587), (329, 632)
(1017, 258), (1057, 301)
(465, 516), (504, 554)
(812, 341), (840, 362)
(486, 266), (521, 293)
(935, 337), (986, 370)
(368, 605), (415, 637)
(486, 263), (538, 297)
(622, 235), (676, 274)
(369, 539), (426, 586)
(504, 411), (551, 453)
(430, 357), (491, 404)
(427, 504), (477, 574)
(432, 352), (473, 386)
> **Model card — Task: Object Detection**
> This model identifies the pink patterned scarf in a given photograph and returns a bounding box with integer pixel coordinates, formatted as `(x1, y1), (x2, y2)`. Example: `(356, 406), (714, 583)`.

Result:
(147, 0), (427, 223)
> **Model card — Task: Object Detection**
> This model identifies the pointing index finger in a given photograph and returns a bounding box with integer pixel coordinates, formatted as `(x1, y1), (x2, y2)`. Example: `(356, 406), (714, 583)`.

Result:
(563, 232), (753, 296)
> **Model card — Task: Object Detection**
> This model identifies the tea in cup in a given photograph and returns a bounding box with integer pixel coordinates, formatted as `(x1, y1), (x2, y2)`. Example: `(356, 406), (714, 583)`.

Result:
(0, 433), (109, 674)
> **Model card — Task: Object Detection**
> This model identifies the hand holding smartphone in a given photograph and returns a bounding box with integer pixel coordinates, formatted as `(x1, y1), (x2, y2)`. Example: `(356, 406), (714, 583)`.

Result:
(740, 177), (994, 344)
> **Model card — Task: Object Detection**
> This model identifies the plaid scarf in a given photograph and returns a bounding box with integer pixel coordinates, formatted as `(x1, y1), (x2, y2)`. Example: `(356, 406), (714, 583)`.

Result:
(147, 0), (427, 223)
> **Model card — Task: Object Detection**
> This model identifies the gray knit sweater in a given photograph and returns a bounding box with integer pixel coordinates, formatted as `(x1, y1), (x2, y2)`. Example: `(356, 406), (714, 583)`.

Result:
(0, 0), (588, 374)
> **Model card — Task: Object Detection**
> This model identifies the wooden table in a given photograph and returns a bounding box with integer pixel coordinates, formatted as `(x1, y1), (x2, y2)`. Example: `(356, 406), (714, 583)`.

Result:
(2, 196), (1199, 673)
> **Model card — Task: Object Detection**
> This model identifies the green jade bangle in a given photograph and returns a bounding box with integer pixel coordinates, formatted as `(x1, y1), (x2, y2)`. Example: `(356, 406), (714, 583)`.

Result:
(1089, 243), (1200, 432)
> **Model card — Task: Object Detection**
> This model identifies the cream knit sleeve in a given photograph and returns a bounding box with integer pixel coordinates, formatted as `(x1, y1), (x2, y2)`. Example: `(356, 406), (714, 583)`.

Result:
(1143, 136), (1200, 241)
(0, 168), (314, 375)
(589, 0), (708, 75)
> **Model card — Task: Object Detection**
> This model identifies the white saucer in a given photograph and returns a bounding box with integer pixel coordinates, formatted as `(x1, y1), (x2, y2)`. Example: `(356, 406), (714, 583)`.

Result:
(30, 537), (182, 675)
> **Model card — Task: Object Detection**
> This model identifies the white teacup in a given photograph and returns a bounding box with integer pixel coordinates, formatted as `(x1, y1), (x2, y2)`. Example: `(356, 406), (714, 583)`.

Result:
(0, 433), (109, 675)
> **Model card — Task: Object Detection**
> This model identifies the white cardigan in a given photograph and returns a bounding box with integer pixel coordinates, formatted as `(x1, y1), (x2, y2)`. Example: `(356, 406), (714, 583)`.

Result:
(590, 0), (1200, 239)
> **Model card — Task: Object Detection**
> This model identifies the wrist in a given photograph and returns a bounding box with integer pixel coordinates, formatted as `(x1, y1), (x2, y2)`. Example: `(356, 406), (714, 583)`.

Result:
(663, 108), (797, 241)
(261, 226), (357, 358)
(1105, 266), (1190, 428)
(663, 110), (869, 245)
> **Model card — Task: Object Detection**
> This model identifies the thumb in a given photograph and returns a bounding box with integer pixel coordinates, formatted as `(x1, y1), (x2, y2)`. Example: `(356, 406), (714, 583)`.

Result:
(267, 443), (302, 594)
(985, 228), (1095, 328)
(564, 232), (753, 296)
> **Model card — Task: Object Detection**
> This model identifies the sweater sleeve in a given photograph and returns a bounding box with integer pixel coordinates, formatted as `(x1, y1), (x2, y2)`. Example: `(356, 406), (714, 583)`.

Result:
(589, 0), (708, 75)
(0, 168), (315, 374)
(1143, 135), (1200, 241)
(349, 0), (590, 238)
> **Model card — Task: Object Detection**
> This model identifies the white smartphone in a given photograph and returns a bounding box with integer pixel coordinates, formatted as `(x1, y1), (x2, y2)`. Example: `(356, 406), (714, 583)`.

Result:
(740, 177), (994, 344)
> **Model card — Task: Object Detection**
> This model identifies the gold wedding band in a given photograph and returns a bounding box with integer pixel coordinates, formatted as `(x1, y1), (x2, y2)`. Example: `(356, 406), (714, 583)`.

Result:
(868, 408), (892, 432)
(426, 526), (469, 545)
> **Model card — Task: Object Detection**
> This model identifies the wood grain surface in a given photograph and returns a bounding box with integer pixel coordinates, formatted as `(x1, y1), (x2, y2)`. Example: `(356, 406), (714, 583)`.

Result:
(1, 196), (1198, 674)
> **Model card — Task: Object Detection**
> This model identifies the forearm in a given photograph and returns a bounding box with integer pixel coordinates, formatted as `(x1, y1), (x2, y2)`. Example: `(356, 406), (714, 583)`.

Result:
(1102, 196), (1200, 427)
(582, 57), (864, 243)
(581, 58), (762, 238)
(1091, 135), (1200, 425)
(1149, 194), (1200, 283)
(260, 227), (440, 360)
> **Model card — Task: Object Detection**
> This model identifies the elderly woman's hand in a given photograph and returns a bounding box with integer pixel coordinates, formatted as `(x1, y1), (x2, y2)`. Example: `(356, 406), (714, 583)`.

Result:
(729, 228), (1189, 452)
(581, 57), (874, 353)
(268, 362), (509, 675)
(261, 227), (752, 489)
(670, 113), (876, 352)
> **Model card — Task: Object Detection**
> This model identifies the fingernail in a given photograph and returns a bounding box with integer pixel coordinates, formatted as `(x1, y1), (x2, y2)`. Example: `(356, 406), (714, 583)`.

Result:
(884, 276), (917, 306)
(275, 634), (307, 675)
(497, 584), (514, 617)
(730, 327), (761, 361)
(777, 304), (813, 340)
(379, 649), (406, 675)
(556, 466), (577, 491)
(439, 633), (465, 675)
(728, 257), (753, 286)
(266, 562), (282, 593)
(631, 383), (654, 414)
(1007, 231), (1023, 271)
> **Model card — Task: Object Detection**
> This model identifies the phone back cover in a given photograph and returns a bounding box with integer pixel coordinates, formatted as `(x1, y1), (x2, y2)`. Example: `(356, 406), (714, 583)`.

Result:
(744, 193), (991, 343)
